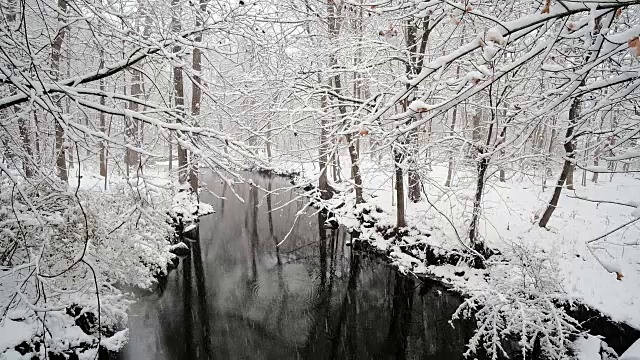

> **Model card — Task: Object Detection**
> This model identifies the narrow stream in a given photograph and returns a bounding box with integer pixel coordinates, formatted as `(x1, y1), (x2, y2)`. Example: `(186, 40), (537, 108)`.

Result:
(122, 173), (477, 359)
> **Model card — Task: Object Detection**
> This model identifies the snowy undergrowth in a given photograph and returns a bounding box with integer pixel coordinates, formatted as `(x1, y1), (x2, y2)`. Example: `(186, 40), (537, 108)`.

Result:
(0, 167), (193, 359)
(453, 246), (581, 359)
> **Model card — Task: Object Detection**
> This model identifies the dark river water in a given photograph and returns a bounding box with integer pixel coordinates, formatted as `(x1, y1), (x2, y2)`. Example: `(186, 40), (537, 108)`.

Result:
(122, 173), (476, 360)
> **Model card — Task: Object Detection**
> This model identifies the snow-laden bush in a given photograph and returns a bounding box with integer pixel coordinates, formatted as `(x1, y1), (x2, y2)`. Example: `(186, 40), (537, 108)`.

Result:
(453, 244), (581, 359)
(0, 174), (177, 357)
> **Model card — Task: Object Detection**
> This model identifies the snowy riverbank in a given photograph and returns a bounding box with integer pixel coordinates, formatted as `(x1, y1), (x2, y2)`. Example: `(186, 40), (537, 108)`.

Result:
(258, 151), (640, 356)
(0, 164), (209, 359)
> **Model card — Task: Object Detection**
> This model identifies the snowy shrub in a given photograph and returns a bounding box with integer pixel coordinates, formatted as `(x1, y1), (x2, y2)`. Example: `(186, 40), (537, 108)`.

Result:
(0, 174), (178, 357)
(453, 244), (581, 359)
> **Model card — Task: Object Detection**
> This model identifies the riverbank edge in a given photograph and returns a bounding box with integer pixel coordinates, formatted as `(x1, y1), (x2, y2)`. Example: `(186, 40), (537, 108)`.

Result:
(0, 185), (211, 360)
(252, 165), (640, 357)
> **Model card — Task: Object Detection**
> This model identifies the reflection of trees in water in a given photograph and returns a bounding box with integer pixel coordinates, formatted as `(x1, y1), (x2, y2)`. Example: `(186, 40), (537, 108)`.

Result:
(127, 174), (478, 359)
(300, 210), (338, 358)
(267, 181), (290, 336)
(331, 242), (361, 359)
(192, 229), (215, 358)
(248, 183), (259, 284)
(383, 273), (415, 360)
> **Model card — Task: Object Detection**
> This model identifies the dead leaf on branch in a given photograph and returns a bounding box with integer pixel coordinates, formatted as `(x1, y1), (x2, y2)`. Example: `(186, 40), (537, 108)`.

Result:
(542, 0), (551, 14)
(628, 37), (640, 56)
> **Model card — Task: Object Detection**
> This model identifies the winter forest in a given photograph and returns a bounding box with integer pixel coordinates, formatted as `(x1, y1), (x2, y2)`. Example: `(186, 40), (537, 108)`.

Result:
(1, 0), (640, 359)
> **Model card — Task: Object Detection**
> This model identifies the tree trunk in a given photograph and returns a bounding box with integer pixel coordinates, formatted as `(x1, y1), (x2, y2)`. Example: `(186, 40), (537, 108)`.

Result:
(126, 68), (142, 168)
(405, 19), (421, 203)
(266, 122), (272, 162)
(327, 0), (362, 204)
(566, 163), (575, 190)
(444, 107), (457, 187)
(468, 156), (488, 252)
(17, 111), (33, 177)
(66, 42), (74, 171)
(472, 112), (481, 143)
(52, 0), (68, 182)
(189, 0), (207, 196)
(171, 0), (187, 183)
(543, 119), (557, 191)
(539, 97), (580, 227)
(7, 4), (32, 177)
(499, 125), (507, 182)
(394, 148), (406, 228)
(468, 119), (495, 254)
(318, 92), (333, 200)
(99, 50), (107, 178)
(332, 142), (341, 182)
(34, 110), (40, 160)
(344, 133), (363, 203)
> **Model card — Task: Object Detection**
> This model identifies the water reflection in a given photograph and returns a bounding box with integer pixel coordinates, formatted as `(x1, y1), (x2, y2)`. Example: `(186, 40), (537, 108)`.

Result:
(123, 173), (474, 359)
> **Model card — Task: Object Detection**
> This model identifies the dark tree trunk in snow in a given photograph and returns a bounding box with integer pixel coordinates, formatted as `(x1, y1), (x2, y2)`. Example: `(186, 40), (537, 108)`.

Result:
(17, 112), (33, 178)
(592, 156), (600, 183)
(468, 122), (495, 254)
(539, 12), (612, 226)
(126, 69), (142, 168)
(445, 106), (458, 187)
(394, 148), (406, 228)
(566, 163), (575, 190)
(7, 6), (33, 177)
(52, 0), (68, 182)
(171, 0), (187, 183)
(405, 19), (421, 203)
(327, 0), (362, 204)
(469, 156), (488, 252)
(539, 97), (580, 228)
(99, 50), (107, 178)
(188, 0), (207, 197)
(318, 93), (333, 200)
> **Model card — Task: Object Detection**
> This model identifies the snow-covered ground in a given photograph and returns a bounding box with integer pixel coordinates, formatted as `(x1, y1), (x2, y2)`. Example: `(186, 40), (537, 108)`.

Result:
(0, 163), (205, 359)
(264, 150), (640, 332)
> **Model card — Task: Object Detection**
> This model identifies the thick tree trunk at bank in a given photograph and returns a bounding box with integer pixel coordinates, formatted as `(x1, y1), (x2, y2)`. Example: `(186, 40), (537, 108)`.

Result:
(188, 0), (207, 196)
